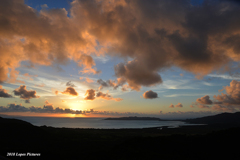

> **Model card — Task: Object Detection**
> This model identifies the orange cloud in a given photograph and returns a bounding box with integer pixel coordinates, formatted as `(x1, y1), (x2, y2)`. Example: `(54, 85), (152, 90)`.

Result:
(0, 85), (12, 98)
(169, 103), (183, 108)
(23, 73), (37, 81)
(175, 103), (183, 108)
(1, 0), (240, 91)
(86, 78), (94, 83)
(213, 80), (240, 105)
(45, 100), (52, 105)
(195, 80), (240, 111)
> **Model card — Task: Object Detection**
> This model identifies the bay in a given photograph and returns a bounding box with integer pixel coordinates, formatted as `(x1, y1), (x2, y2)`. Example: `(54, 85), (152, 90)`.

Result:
(1, 116), (192, 129)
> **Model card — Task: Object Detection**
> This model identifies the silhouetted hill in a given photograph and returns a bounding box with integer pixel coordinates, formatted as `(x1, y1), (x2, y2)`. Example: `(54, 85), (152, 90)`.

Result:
(0, 116), (46, 145)
(1, 116), (240, 159)
(0, 116), (33, 126)
(105, 116), (162, 120)
(184, 112), (240, 124)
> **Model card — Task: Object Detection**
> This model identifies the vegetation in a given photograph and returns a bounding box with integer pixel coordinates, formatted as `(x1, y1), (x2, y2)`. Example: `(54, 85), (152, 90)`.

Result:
(1, 114), (240, 159)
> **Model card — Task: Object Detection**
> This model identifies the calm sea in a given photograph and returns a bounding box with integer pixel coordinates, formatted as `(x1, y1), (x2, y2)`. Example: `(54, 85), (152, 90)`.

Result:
(1, 116), (192, 129)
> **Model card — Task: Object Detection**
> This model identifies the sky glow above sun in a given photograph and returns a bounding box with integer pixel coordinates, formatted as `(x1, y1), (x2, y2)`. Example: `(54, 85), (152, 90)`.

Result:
(1, 0), (240, 119)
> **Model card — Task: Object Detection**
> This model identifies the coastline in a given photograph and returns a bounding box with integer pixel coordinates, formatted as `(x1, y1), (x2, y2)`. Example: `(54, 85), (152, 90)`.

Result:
(1, 116), (240, 159)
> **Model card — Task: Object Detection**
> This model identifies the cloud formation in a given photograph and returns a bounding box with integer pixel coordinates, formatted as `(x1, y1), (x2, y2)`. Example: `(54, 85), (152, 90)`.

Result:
(84, 89), (96, 100)
(0, 0), (240, 91)
(196, 95), (213, 105)
(96, 91), (123, 101)
(66, 81), (76, 87)
(0, 85), (12, 98)
(0, 0), (100, 83)
(13, 85), (39, 101)
(143, 90), (158, 99)
(86, 78), (94, 83)
(97, 78), (126, 90)
(213, 80), (240, 105)
(84, 89), (122, 101)
(195, 80), (240, 112)
(0, 103), (94, 114)
(0, 103), (220, 119)
(169, 103), (183, 108)
(175, 103), (183, 108)
(60, 87), (78, 96)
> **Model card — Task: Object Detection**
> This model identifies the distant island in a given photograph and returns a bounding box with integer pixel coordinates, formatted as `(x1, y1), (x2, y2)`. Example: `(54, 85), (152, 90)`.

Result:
(104, 116), (162, 120)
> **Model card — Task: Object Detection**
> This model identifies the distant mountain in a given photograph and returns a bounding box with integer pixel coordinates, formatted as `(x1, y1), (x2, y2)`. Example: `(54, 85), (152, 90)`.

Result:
(184, 112), (240, 124)
(105, 116), (162, 120)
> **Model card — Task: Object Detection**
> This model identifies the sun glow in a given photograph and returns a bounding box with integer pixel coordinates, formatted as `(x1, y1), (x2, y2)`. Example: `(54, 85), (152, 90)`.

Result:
(69, 102), (85, 111)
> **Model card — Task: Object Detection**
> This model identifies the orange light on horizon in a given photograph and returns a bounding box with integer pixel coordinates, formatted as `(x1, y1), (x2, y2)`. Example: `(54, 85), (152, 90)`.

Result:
(1, 112), (87, 118)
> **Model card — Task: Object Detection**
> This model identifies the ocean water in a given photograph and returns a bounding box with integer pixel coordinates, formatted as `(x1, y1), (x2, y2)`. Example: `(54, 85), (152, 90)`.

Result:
(1, 116), (191, 129)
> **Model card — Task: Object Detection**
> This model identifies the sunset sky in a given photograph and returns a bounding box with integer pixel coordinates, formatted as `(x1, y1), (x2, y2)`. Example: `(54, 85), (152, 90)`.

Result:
(0, 0), (240, 119)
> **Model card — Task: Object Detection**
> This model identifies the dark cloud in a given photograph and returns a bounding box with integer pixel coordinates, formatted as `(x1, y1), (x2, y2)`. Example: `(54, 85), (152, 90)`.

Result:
(84, 89), (95, 100)
(0, 104), (29, 112)
(0, 103), (94, 114)
(96, 91), (111, 100)
(66, 81), (76, 87)
(13, 85), (39, 100)
(96, 91), (123, 101)
(1, 0), (240, 89)
(0, 85), (12, 98)
(25, 99), (30, 103)
(97, 78), (126, 90)
(97, 79), (108, 87)
(114, 62), (162, 91)
(61, 87), (78, 96)
(143, 90), (158, 99)
(84, 89), (122, 101)
(196, 95), (213, 105)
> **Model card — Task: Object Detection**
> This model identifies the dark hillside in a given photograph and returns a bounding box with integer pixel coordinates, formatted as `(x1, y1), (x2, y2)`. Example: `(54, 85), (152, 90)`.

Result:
(184, 112), (240, 124)
(1, 116), (240, 159)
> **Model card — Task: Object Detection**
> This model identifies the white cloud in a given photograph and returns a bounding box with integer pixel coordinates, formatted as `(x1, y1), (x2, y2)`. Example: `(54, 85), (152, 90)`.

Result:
(208, 74), (240, 80)
(164, 93), (214, 98)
